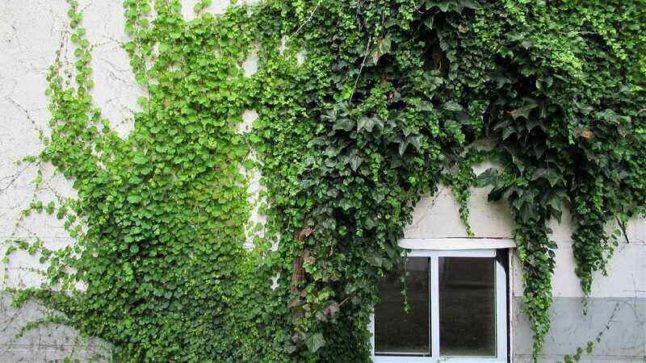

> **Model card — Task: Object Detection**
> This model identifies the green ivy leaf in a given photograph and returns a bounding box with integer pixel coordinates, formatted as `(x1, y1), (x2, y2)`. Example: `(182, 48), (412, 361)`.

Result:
(306, 333), (326, 353)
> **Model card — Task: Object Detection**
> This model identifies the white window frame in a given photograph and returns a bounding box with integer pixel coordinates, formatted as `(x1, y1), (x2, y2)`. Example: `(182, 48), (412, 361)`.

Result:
(370, 248), (508, 363)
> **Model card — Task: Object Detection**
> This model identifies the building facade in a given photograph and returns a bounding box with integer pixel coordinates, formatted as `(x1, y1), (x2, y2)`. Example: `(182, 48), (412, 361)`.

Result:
(1, 1), (644, 361)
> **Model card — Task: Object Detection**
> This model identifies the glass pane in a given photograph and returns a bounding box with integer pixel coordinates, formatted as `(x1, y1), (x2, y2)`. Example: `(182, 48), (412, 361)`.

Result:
(439, 257), (496, 356)
(375, 257), (430, 355)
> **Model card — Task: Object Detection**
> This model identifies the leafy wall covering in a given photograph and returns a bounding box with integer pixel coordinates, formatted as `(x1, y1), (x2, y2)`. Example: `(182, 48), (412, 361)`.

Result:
(4, 0), (645, 362)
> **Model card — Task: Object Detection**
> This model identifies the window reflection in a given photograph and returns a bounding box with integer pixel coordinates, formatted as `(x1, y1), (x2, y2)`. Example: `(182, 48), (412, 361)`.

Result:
(439, 257), (496, 356)
(374, 257), (430, 355)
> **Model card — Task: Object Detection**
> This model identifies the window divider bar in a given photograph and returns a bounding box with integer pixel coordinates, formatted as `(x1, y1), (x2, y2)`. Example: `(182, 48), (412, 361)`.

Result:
(430, 256), (440, 358)
(495, 259), (508, 360)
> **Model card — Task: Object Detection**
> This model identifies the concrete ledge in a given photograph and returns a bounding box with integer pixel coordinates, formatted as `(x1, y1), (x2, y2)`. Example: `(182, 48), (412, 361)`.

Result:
(399, 237), (516, 250)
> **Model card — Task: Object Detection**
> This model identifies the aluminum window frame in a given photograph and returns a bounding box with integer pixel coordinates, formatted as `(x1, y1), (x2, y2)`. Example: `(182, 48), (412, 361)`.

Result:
(371, 248), (508, 363)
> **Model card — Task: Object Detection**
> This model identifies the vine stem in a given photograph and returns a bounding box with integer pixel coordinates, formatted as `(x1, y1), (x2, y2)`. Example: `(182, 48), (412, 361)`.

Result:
(292, 0), (322, 37)
(351, 36), (372, 97)
(615, 216), (630, 244)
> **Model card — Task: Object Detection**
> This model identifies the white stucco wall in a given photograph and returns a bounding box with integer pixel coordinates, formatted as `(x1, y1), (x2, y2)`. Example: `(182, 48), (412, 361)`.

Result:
(1, 0), (143, 290)
(404, 184), (646, 300)
(1, 0), (644, 361)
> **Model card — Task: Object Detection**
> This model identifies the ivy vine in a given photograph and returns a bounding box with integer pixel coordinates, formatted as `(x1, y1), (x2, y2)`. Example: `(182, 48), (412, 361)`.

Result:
(4, 0), (645, 362)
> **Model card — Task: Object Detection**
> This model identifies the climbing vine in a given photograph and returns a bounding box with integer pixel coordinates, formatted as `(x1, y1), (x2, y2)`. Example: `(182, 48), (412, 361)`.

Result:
(4, 0), (645, 362)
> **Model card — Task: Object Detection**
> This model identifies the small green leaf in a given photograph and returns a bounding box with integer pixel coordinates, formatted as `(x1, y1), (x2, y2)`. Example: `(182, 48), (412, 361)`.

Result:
(333, 118), (354, 132)
(127, 195), (141, 203)
(306, 333), (326, 353)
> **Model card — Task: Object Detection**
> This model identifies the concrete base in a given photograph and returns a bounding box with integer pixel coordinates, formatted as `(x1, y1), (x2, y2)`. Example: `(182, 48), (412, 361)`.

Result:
(512, 297), (646, 362)
(2, 293), (644, 362)
(0, 293), (111, 362)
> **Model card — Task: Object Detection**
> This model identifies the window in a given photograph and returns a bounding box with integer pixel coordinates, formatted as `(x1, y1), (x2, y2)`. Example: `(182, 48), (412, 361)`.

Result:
(371, 249), (508, 363)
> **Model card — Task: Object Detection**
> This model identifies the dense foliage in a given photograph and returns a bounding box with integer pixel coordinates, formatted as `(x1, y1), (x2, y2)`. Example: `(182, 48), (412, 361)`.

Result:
(5, 0), (645, 362)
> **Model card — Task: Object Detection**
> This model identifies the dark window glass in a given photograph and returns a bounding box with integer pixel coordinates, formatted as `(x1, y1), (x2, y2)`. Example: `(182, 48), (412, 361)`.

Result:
(374, 257), (430, 355)
(439, 257), (496, 356)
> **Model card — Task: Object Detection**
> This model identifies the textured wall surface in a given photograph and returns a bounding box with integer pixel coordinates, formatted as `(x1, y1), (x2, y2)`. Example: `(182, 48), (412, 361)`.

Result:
(405, 184), (645, 362)
(1, 1), (644, 362)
